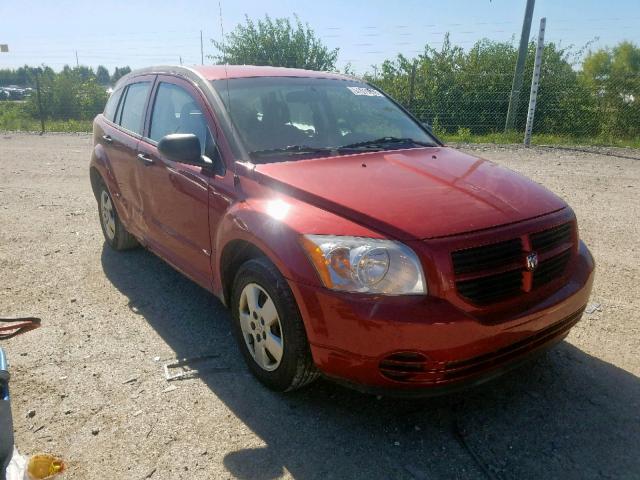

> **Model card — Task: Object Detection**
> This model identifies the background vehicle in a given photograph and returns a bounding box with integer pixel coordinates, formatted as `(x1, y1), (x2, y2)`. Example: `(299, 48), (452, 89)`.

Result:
(90, 65), (594, 395)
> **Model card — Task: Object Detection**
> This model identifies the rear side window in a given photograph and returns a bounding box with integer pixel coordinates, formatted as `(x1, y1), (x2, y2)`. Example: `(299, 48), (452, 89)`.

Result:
(118, 82), (151, 135)
(103, 87), (123, 122)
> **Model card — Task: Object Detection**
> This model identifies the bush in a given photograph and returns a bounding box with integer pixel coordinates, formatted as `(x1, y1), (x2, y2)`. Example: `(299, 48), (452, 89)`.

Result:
(24, 67), (108, 120)
(368, 38), (638, 143)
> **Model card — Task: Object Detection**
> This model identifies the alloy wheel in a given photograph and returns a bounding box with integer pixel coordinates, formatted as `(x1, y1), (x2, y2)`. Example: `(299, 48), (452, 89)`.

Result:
(238, 283), (284, 371)
(100, 190), (116, 241)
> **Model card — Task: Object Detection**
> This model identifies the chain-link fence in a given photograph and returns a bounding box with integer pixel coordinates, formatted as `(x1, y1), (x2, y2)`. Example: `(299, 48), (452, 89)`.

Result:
(367, 42), (640, 153)
(381, 70), (640, 147)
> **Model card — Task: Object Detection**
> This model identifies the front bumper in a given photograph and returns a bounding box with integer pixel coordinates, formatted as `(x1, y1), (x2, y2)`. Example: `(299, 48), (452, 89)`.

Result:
(288, 241), (594, 394)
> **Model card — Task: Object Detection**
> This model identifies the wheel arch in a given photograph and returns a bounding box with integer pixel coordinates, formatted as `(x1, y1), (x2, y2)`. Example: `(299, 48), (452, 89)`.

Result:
(89, 165), (103, 201)
(219, 239), (270, 307)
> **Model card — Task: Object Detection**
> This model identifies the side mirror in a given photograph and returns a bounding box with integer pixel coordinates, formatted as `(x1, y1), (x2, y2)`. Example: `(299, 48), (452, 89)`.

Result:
(158, 133), (208, 166)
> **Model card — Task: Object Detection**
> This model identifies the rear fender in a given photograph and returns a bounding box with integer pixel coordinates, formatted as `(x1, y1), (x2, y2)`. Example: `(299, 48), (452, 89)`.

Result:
(90, 145), (111, 194)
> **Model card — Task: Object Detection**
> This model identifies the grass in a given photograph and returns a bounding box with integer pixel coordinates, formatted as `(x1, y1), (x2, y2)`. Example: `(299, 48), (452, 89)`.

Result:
(0, 102), (93, 133)
(0, 117), (93, 132)
(439, 128), (640, 149)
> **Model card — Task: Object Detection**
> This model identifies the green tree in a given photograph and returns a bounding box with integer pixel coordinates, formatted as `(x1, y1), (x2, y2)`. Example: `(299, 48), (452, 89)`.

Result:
(111, 66), (132, 83)
(96, 65), (111, 85)
(368, 36), (595, 136)
(582, 41), (640, 138)
(0, 66), (32, 86)
(210, 14), (338, 71)
(75, 65), (95, 81)
(25, 67), (107, 120)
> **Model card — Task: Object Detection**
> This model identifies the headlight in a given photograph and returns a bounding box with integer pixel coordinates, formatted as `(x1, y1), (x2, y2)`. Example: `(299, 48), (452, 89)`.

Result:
(300, 235), (426, 295)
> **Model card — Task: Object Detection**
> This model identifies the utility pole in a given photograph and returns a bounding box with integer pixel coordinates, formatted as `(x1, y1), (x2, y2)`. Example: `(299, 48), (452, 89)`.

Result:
(75, 50), (79, 67)
(200, 30), (204, 64)
(524, 17), (546, 146)
(179, 56), (183, 65)
(505, 0), (535, 132)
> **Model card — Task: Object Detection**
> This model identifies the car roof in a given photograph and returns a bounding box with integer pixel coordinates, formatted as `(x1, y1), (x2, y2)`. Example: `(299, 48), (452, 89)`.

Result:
(125, 65), (355, 82)
(192, 65), (353, 81)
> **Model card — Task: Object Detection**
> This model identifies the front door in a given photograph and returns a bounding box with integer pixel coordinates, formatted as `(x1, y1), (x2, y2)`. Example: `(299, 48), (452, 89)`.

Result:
(135, 76), (219, 289)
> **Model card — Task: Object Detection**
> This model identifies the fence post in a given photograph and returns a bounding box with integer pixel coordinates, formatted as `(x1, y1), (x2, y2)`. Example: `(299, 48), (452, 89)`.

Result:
(408, 60), (417, 113)
(524, 17), (546, 146)
(505, 0), (536, 131)
(34, 69), (45, 135)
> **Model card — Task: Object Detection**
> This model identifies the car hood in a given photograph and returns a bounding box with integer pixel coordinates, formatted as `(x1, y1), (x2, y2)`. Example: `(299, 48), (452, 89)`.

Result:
(251, 147), (566, 240)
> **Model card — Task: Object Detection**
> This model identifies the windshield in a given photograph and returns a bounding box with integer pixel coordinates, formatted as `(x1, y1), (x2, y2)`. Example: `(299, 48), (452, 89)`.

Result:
(211, 77), (437, 162)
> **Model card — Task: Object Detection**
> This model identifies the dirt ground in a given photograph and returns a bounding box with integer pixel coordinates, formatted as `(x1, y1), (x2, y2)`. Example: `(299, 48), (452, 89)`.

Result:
(0, 133), (638, 480)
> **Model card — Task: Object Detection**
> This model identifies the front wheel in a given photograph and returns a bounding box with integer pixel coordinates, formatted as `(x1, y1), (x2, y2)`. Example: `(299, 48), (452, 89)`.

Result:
(231, 257), (318, 391)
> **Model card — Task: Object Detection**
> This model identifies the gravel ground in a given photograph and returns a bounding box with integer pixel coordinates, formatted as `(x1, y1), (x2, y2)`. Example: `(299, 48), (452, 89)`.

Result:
(1, 133), (638, 480)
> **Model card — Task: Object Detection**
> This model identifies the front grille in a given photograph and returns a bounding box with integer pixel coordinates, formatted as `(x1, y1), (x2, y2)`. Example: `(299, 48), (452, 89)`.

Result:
(451, 222), (574, 305)
(533, 249), (571, 288)
(456, 269), (522, 304)
(531, 222), (572, 252)
(452, 238), (522, 275)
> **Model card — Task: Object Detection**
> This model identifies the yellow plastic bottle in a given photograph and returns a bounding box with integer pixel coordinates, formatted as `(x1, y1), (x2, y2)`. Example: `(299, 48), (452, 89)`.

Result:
(26, 454), (65, 479)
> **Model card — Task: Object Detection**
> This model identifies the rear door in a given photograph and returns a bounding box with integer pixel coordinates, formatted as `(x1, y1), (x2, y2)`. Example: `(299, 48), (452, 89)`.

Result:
(99, 76), (154, 234)
(135, 76), (221, 289)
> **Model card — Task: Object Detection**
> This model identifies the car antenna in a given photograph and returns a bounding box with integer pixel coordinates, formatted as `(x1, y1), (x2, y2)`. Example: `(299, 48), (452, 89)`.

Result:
(218, 0), (240, 188)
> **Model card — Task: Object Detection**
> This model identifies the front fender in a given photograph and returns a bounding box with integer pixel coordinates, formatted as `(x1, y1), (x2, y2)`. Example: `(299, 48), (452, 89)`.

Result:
(211, 192), (385, 346)
(212, 189), (388, 292)
(212, 199), (321, 295)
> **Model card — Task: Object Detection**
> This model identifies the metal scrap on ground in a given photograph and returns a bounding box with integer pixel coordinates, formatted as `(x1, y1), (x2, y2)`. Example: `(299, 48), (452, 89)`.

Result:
(586, 303), (603, 314)
(163, 354), (228, 381)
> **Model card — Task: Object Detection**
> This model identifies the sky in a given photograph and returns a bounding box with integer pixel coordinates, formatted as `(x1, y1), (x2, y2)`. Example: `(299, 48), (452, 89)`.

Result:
(1, 0), (639, 75)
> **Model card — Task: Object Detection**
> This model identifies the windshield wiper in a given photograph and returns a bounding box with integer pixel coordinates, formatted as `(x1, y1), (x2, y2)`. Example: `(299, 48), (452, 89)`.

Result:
(338, 137), (434, 150)
(249, 145), (335, 159)
(249, 138), (434, 161)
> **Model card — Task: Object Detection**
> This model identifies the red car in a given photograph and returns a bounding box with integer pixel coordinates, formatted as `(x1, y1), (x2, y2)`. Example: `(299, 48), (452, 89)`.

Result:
(90, 65), (594, 395)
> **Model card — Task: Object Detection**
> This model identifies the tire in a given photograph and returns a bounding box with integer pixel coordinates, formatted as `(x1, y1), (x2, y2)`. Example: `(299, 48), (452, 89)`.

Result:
(97, 180), (138, 251)
(231, 257), (319, 391)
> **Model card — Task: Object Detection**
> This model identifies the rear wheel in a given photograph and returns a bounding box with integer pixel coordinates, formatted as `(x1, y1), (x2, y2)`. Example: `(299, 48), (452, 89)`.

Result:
(97, 181), (138, 251)
(231, 257), (319, 391)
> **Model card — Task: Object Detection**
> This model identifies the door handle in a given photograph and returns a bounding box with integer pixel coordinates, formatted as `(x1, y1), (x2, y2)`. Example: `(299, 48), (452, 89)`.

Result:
(136, 153), (155, 166)
(102, 134), (112, 144)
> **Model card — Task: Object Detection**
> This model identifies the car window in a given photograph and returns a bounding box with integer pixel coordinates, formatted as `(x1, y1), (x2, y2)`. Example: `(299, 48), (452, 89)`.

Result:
(118, 82), (151, 135)
(113, 88), (126, 125)
(103, 87), (123, 122)
(149, 82), (209, 154)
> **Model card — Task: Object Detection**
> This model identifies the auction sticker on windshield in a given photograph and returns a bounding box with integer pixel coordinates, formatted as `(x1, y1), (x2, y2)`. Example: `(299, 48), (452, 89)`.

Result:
(347, 86), (384, 97)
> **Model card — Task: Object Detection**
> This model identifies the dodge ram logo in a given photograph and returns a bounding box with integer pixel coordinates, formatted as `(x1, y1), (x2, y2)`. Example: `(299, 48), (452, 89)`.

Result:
(526, 252), (539, 271)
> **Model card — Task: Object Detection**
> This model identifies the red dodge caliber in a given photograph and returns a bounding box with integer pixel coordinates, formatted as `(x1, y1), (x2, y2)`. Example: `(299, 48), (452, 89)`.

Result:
(90, 65), (594, 396)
